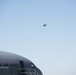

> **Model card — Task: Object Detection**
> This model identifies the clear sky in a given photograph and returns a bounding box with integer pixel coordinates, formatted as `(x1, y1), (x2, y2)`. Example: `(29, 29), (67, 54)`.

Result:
(0, 0), (76, 75)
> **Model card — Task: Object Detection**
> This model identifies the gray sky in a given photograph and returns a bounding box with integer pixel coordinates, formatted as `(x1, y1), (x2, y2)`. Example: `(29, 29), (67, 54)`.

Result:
(0, 0), (76, 75)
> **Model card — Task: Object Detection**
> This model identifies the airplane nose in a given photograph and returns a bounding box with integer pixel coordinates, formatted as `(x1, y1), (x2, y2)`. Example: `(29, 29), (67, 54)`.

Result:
(35, 68), (43, 75)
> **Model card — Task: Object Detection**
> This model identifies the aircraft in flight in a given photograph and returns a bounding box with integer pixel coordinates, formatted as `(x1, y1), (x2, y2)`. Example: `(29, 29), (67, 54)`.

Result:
(43, 24), (47, 27)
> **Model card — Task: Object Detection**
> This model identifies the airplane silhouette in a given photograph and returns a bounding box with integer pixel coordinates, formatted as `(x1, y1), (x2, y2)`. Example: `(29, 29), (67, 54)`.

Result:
(43, 24), (47, 27)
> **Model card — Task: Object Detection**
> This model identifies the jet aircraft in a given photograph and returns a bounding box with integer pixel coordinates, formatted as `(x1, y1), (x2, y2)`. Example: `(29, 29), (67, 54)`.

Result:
(0, 51), (42, 75)
(43, 24), (47, 27)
